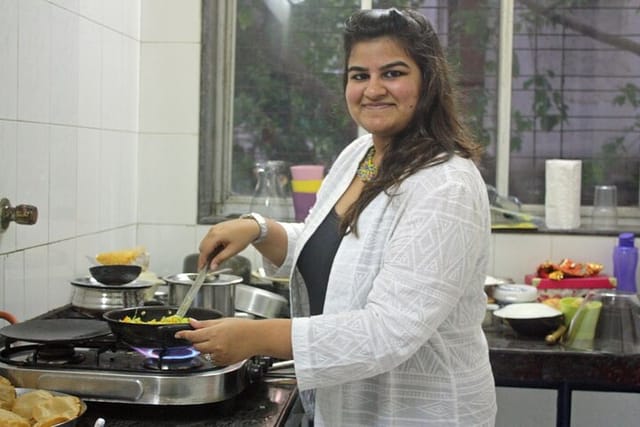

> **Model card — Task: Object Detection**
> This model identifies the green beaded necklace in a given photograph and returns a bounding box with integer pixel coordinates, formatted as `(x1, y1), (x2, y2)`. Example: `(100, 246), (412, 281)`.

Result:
(356, 146), (378, 182)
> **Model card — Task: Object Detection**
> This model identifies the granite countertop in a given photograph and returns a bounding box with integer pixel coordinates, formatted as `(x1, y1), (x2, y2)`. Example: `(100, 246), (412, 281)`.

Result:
(486, 323), (640, 391)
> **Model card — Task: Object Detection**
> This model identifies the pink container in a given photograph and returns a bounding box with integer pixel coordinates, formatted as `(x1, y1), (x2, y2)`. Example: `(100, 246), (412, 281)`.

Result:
(290, 165), (324, 221)
(290, 165), (324, 180)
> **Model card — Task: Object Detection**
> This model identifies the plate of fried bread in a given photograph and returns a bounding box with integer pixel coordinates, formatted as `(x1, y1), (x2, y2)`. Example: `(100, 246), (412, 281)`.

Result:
(0, 375), (86, 426)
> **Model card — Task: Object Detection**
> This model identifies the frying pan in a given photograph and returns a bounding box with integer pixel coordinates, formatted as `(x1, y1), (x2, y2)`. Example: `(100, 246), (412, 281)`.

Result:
(103, 306), (223, 348)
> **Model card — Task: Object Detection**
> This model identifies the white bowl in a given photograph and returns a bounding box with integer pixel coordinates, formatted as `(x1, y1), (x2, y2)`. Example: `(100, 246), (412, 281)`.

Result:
(493, 284), (538, 304)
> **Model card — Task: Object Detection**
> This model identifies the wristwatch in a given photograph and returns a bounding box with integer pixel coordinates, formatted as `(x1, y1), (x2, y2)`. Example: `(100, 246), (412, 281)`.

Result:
(240, 212), (268, 243)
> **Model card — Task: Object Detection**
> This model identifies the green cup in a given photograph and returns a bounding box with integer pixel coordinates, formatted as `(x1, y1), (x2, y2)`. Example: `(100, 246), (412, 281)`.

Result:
(566, 300), (603, 350)
(559, 297), (583, 326)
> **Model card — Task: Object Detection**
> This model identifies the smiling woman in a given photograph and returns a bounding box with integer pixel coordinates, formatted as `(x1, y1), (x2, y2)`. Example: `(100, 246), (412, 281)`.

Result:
(189, 6), (496, 426)
(345, 37), (421, 143)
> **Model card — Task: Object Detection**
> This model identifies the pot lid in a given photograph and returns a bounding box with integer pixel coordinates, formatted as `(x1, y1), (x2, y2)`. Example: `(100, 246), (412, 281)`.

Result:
(163, 273), (243, 286)
(0, 319), (111, 343)
(70, 277), (153, 290)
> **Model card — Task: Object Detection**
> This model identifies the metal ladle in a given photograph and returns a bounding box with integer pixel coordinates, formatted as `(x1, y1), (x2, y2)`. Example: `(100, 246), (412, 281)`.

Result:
(175, 247), (226, 318)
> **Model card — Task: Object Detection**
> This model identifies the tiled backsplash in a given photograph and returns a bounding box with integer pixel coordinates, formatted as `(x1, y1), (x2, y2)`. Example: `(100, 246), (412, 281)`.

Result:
(0, 0), (202, 321)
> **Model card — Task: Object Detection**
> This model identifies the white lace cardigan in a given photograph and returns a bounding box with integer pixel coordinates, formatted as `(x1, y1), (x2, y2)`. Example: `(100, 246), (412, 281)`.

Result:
(266, 134), (497, 426)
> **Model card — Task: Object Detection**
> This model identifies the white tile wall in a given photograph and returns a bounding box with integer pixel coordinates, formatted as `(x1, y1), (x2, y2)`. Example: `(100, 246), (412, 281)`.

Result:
(49, 125), (78, 241)
(138, 133), (198, 224)
(0, 121), (17, 255)
(141, 0), (200, 43)
(138, 42), (201, 134)
(77, 18), (102, 128)
(0, 0), (18, 121)
(490, 232), (626, 283)
(50, 4), (79, 126)
(0, 0), (142, 316)
(16, 122), (50, 249)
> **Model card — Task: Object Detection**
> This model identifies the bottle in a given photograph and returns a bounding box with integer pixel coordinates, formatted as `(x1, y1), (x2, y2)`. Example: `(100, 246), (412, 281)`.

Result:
(613, 232), (638, 293)
(249, 160), (293, 221)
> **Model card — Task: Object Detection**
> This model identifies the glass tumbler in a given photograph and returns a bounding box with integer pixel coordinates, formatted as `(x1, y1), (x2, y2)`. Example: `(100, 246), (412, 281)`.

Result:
(592, 185), (618, 229)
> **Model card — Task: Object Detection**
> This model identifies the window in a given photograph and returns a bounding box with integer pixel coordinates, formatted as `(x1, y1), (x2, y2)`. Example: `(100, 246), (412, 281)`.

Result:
(507, 1), (640, 208)
(198, 0), (640, 223)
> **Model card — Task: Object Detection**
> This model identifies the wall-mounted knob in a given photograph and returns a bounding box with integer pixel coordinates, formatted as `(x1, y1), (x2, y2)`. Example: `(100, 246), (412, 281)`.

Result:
(0, 198), (38, 232)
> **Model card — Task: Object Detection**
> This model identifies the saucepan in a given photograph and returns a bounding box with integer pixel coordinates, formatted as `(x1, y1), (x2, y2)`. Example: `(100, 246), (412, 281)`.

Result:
(103, 306), (223, 348)
(164, 272), (242, 317)
(493, 303), (565, 340)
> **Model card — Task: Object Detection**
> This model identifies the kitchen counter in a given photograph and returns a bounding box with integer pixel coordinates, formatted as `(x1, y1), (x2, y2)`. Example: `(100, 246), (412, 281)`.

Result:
(486, 324), (640, 427)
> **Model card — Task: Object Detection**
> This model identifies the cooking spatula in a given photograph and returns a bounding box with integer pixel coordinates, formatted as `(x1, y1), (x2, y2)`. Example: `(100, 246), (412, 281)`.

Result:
(175, 246), (223, 318)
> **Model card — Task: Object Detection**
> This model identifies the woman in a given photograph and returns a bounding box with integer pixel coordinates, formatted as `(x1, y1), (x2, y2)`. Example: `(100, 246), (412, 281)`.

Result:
(177, 8), (496, 426)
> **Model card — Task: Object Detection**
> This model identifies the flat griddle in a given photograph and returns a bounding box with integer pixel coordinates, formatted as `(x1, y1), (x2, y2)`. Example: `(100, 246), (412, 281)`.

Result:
(0, 319), (111, 343)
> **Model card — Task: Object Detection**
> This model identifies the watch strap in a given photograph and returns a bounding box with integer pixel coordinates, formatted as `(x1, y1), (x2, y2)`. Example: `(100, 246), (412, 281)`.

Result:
(240, 212), (268, 243)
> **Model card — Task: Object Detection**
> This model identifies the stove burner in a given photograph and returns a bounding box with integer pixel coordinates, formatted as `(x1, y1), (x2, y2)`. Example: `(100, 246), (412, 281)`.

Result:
(143, 356), (204, 371)
(28, 344), (84, 365)
(133, 346), (204, 371)
(133, 346), (200, 360)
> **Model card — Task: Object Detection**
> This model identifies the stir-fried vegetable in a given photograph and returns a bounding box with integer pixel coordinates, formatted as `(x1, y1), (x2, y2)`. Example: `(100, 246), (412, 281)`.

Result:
(120, 314), (189, 324)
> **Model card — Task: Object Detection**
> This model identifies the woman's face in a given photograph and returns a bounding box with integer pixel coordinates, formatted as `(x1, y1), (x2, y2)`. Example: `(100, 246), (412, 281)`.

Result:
(345, 37), (422, 146)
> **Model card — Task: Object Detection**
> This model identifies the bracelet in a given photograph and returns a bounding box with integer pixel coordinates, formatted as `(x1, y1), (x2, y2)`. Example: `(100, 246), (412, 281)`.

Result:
(240, 212), (268, 243)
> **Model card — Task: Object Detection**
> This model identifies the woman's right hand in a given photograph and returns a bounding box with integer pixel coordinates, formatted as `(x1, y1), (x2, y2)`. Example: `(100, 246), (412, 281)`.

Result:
(198, 218), (262, 270)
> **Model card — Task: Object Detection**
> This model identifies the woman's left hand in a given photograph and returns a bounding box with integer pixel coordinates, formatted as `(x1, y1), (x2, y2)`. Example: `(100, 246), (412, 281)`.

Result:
(175, 318), (257, 366)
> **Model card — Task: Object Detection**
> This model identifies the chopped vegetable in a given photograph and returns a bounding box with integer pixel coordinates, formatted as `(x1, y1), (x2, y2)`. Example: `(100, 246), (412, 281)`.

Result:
(120, 315), (189, 324)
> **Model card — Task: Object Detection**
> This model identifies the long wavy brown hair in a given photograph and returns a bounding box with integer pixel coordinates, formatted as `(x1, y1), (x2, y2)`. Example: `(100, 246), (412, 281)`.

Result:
(340, 8), (483, 236)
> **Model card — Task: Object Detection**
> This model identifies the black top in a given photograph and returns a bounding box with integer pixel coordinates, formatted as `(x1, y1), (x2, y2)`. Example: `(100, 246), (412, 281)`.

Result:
(297, 209), (343, 315)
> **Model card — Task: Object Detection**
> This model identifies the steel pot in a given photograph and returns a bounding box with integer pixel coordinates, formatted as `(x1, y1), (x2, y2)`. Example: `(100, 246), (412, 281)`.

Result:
(70, 277), (152, 317)
(183, 254), (252, 284)
(235, 284), (289, 318)
(164, 273), (243, 317)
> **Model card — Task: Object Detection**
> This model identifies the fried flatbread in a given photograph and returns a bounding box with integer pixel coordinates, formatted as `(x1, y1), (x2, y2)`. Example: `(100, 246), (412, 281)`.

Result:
(0, 407), (30, 427)
(0, 382), (16, 410)
(32, 395), (81, 427)
(11, 389), (53, 420)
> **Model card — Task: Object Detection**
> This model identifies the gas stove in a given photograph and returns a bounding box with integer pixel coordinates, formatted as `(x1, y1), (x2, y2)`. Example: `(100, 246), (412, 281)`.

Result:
(0, 306), (298, 421)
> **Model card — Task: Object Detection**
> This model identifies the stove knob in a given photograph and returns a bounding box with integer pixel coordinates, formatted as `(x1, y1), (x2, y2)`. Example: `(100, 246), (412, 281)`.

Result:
(248, 360), (266, 382)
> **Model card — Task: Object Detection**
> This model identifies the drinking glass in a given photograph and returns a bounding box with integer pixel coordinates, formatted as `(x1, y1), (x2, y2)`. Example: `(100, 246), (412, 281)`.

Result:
(592, 185), (618, 229)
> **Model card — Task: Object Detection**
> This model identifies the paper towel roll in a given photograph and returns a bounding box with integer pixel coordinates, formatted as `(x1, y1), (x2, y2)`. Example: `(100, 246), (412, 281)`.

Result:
(545, 159), (582, 229)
